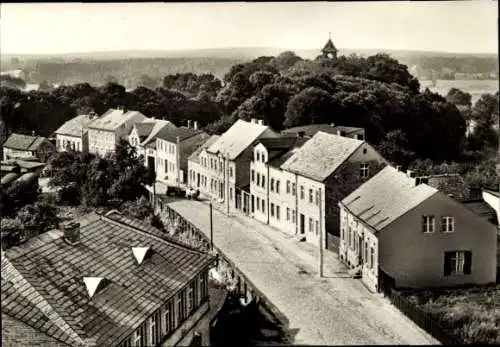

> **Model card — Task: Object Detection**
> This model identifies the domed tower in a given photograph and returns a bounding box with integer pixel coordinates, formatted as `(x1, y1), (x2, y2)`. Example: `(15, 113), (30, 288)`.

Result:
(321, 32), (338, 59)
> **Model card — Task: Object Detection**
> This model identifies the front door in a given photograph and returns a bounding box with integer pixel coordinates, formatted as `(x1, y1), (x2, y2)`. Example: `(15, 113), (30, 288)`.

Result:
(300, 214), (305, 234)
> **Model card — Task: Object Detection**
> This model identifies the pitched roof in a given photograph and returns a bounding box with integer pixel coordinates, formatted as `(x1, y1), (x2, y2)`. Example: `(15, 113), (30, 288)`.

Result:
(155, 125), (202, 143)
(282, 124), (363, 138)
(257, 136), (308, 169)
(2, 133), (48, 151)
(280, 131), (363, 182)
(88, 109), (146, 131)
(1, 212), (215, 347)
(2, 159), (45, 171)
(188, 135), (221, 163)
(341, 166), (438, 232)
(422, 173), (470, 202)
(54, 114), (95, 137)
(134, 122), (155, 138)
(207, 119), (272, 160)
(322, 38), (337, 52)
(462, 199), (498, 226)
(140, 119), (176, 146)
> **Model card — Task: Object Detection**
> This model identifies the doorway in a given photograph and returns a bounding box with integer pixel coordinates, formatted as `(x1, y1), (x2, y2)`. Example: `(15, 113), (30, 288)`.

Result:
(300, 214), (305, 234)
(147, 156), (155, 172)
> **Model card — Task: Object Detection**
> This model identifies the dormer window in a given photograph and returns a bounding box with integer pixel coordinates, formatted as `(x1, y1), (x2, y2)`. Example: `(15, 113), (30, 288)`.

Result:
(132, 246), (152, 265)
(256, 151), (260, 162)
(360, 163), (369, 179)
(83, 277), (109, 299)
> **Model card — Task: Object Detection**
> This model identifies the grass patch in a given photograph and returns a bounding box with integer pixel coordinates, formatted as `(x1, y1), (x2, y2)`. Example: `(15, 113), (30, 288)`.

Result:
(403, 285), (500, 344)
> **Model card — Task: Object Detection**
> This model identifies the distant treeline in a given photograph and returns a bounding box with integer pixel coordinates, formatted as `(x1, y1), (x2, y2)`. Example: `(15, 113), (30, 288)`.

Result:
(403, 56), (498, 80)
(24, 57), (245, 88)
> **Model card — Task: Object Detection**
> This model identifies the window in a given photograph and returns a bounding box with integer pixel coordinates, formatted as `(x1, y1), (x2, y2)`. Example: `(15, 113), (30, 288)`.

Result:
(348, 227), (352, 248)
(150, 310), (161, 346)
(229, 187), (233, 200)
(276, 180), (280, 193)
(188, 281), (195, 314)
(341, 228), (345, 241)
(200, 271), (208, 301)
(262, 199), (265, 212)
(134, 322), (147, 347)
(364, 242), (368, 263)
(370, 247), (375, 269)
(422, 215), (435, 233)
(444, 251), (471, 276)
(214, 160), (217, 171)
(210, 158), (213, 169)
(292, 183), (296, 196)
(270, 178), (275, 192)
(271, 203), (275, 217)
(261, 175), (266, 188)
(164, 300), (174, 335)
(286, 180), (290, 194)
(309, 218), (313, 233)
(360, 163), (369, 178)
(315, 190), (320, 205)
(315, 220), (319, 235)
(441, 216), (455, 233)
(256, 173), (260, 186)
(300, 185), (304, 199)
(276, 206), (280, 220)
(251, 169), (255, 182)
(286, 208), (290, 221)
(256, 151), (260, 162)
(229, 166), (233, 178)
(309, 189), (313, 203)
(292, 210), (296, 223)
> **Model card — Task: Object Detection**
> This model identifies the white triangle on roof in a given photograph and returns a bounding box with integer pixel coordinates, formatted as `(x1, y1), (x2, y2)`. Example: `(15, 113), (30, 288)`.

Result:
(83, 277), (104, 299)
(132, 247), (151, 265)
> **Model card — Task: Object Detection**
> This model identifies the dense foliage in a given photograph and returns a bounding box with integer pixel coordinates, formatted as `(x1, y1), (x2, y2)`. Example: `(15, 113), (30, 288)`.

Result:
(48, 140), (155, 207)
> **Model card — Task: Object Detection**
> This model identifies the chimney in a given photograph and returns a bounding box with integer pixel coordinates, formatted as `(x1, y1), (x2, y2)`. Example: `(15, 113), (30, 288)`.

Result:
(63, 222), (81, 245)
(187, 120), (191, 128)
(250, 118), (257, 124)
(151, 116), (155, 121)
(31, 130), (35, 136)
(330, 123), (335, 127)
(193, 121), (198, 130)
(406, 170), (416, 178)
(396, 165), (402, 171)
(257, 119), (264, 126)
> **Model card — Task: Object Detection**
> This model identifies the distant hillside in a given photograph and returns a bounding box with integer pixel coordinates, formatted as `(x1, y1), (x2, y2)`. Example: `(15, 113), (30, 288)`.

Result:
(2, 46), (497, 87)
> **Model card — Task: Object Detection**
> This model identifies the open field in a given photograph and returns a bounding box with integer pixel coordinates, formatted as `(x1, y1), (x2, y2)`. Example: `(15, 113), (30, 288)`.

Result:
(404, 285), (500, 344)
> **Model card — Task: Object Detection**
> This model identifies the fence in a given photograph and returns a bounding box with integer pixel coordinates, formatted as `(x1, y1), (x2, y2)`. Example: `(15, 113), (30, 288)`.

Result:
(389, 289), (463, 345)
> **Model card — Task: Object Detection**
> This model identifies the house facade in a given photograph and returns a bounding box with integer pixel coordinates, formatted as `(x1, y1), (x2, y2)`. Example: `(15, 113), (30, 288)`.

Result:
(154, 127), (208, 187)
(278, 131), (387, 249)
(188, 135), (221, 190)
(191, 119), (279, 214)
(88, 108), (146, 156)
(2, 133), (55, 162)
(1, 211), (217, 347)
(55, 113), (98, 153)
(339, 166), (498, 293)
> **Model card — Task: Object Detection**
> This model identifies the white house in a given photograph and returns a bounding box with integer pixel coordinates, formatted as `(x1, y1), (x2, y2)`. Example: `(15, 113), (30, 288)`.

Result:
(2, 133), (55, 162)
(188, 135), (221, 190)
(339, 166), (497, 293)
(278, 131), (387, 249)
(54, 113), (98, 152)
(192, 119), (279, 215)
(87, 108), (146, 156)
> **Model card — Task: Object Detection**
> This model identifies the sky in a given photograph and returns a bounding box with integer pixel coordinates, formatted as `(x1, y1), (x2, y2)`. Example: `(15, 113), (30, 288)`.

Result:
(0, 1), (498, 55)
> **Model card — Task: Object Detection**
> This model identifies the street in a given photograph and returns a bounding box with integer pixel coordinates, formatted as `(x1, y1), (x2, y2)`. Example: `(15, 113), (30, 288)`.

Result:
(166, 199), (439, 345)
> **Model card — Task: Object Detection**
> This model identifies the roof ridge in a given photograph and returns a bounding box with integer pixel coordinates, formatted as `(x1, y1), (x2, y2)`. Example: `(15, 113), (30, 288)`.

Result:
(100, 213), (213, 257)
(2, 257), (86, 346)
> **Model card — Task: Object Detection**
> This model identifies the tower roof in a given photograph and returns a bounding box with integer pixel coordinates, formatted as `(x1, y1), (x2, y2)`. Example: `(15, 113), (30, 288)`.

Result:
(322, 38), (337, 53)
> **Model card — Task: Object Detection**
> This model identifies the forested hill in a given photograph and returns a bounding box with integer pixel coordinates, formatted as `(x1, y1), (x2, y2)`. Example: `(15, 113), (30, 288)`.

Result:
(2, 47), (497, 88)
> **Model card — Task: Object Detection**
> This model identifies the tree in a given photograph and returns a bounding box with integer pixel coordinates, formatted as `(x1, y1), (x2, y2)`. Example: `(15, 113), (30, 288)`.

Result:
(120, 196), (153, 220)
(272, 51), (303, 71)
(284, 87), (336, 127)
(376, 130), (416, 167)
(38, 80), (52, 92)
(17, 202), (60, 238)
(446, 88), (472, 108)
(138, 74), (158, 89)
(105, 75), (119, 84)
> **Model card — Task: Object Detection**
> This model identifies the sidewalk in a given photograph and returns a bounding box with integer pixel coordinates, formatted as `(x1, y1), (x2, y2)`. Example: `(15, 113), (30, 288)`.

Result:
(167, 199), (439, 345)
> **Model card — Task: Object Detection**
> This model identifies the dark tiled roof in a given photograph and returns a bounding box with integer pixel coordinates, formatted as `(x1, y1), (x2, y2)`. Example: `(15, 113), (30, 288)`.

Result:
(188, 135), (221, 163)
(462, 199), (498, 226)
(322, 39), (337, 52)
(156, 126), (203, 143)
(133, 122), (155, 139)
(54, 115), (95, 137)
(260, 136), (308, 169)
(2, 212), (215, 347)
(2, 134), (48, 151)
(423, 174), (470, 202)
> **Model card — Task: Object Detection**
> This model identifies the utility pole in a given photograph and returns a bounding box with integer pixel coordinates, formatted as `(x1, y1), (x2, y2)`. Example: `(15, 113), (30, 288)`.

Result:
(210, 200), (214, 251)
(319, 187), (324, 278)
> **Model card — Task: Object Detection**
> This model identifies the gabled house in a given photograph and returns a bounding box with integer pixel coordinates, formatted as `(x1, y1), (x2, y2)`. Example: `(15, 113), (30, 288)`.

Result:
(279, 131), (387, 248)
(188, 135), (221, 190)
(1, 211), (217, 347)
(282, 123), (365, 141)
(87, 108), (146, 156)
(154, 126), (208, 187)
(250, 136), (307, 233)
(54, 113), (98, 153)
(196, 119), (279, 215)
(482, 189), (500, 224)
(2, 133), (55, 162)
(339, 166), (497, 293)
(128, 118), (176, 167)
